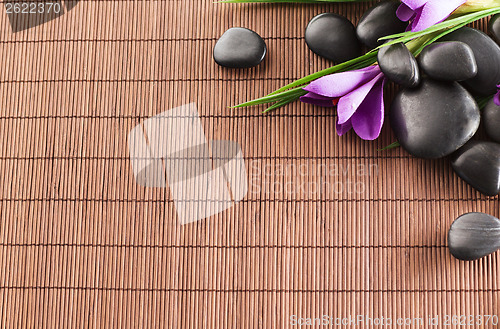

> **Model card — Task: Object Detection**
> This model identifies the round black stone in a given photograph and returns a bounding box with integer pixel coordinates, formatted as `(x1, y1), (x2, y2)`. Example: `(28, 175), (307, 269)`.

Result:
(489, 14), (500, 44)
(484, 98), (500, 143)
(305, 13), (361, 63)
(356, 1), (408, 49)
(213, 28), (267, 69)
(418, 42), (478, 82)
(440, 27), (500, 95)
(448, 212), (500, 261)
(390, 79), (480, 159)
(451, 141), (500, 196)
(378, 43), (420, 88)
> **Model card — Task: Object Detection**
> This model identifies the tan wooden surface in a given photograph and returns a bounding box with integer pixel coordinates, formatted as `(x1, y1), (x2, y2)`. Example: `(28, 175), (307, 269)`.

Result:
(0, 0), (499, 328)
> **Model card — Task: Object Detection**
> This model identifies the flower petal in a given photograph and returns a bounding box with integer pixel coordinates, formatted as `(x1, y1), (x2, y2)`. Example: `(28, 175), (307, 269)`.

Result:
(411, 0), (466, 32)
(494, 91), (500, 107)
(350, 78), (386, 141)
(401, 0), (428, 10)
(336, 118), (353, 137)
(300, 92), (336, 107)
(336, 72), (384, 125)
(304, 66), (380, 98)
(396, 3), (416, 21)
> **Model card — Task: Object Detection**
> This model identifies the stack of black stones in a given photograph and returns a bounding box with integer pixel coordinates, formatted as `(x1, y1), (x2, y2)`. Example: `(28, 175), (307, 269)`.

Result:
(213, 1), (500, 261)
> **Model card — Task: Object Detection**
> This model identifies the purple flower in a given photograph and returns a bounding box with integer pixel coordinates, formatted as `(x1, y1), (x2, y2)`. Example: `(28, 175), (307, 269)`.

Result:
(300, 66), (386, 141)
(397, 0), (466, 32)
(495, 84), (500, 106)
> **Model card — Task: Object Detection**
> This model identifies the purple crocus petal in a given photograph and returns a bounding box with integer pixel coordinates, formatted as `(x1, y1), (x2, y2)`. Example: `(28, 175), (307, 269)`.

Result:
(411, 0), (466, 32)
(336, 119), (353, 137)
(396, 4), (416, 22)
(300, 92), (336, 107)
(336, 72), (384, 125)
(494, 91), (500, 107)
(304, 66), (380, 98)
(350, 78), (386, 141)
(401, 0), (428, 10)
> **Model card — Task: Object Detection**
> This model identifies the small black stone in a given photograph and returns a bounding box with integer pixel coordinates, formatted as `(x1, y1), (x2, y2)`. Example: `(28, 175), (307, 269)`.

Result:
(418, 42), (478, 82)
(448, 212), (500, 261)
(356, 1), (408, 49)
(484, 98), (500, 143)
(305, 13), (361, 63)
(440, 27), (500, 95)
(451, 141), (500, 196)
(378, 43), (420, 88)
(390, 79), (480, 159)
(213, 28), (267, 69)
(489, 14), (500, 44)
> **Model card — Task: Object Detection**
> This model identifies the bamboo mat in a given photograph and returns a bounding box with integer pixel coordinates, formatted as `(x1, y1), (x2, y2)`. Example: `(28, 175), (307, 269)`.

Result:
(0, 1), (499, 328)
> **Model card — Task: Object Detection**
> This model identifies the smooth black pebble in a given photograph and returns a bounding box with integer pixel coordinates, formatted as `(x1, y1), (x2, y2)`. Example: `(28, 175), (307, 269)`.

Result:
(390, 79), (480, 159)
(489, 14), (500, 44)
(440, 27), (500, 95)
(305, 13), (361, 63)
(378, 43), (420, 88)
(356, 1), (408, 49)
(484, 98), (500, 143)
(419, 42), (477, 81)
(451, 141), (500, 196)
(213, 28), (267, 69)
(448, 212), (500, 261)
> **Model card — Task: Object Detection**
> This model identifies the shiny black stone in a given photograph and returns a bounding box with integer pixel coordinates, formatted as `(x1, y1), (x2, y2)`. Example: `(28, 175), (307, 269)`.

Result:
(378, 43), (420, 88)
(451, 141), (500, 196)
(489, 14), (500, 44)
(448, 212), (500, 261)
(484, 98), (500, 143)
(390, 79), (480, 159)
(305, 13), (361, 63)
(356, 1), (408, 49)
(419, 42), (478, 81)
(440, 27), (500, 95)
(213, 28), (267, 68)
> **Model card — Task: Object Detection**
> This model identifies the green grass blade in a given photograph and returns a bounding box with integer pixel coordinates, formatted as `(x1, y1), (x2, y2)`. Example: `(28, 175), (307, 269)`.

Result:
(378, 141), (401, 151)
(476, 95), (493, 110)
(268, 52), (378, 95)
(262, 92), (305, 113)
(232, 87), (306, 108)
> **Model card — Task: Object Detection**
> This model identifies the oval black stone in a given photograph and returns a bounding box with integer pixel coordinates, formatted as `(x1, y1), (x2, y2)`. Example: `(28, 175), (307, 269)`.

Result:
(213, 28), (267, 69)
(451, 141), (500, 196)
(484, 98), (500, 143)
(448, 212), (500, 261)
(440, 27), (500, 95)
(418, 42), (478, 82)
(305, 13), (361, 63)
(489, 14), (500, 44)
(390, 79), (480, 159)
(356, 1), (408, 49)
(378, 43), (420, 88)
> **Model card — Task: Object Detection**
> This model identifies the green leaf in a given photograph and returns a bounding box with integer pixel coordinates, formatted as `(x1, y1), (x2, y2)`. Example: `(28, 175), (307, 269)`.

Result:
(476, 95), (494, 110)
(378, 141), (401, 151)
